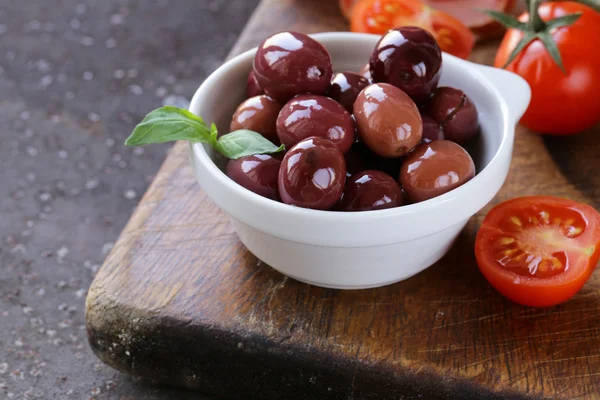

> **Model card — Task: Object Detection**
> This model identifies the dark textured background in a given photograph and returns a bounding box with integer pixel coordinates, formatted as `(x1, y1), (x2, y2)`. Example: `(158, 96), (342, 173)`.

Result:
(0, 0), (258, 398)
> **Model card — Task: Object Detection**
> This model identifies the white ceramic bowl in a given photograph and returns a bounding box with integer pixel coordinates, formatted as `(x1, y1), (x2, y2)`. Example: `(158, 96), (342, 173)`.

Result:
(188, 32), (531, 289)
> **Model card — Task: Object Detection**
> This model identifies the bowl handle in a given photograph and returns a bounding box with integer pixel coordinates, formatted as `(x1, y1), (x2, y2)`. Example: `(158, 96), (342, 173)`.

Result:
(475, 64), (532, 124)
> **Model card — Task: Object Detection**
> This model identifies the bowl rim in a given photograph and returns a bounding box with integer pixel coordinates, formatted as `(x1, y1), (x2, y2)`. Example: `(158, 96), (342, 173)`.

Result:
(188, 32), (514, 246)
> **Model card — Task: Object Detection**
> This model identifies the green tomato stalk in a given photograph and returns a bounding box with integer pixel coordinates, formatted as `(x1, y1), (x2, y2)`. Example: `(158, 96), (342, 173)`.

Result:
(483, 0), (600, 74)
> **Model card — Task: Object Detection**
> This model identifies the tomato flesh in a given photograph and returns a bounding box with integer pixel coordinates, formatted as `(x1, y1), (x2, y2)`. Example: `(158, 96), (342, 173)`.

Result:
(339, 0), (360, 19)
(475, 196), (600, 307)
(424, 0), (510, 37)
(350, 0), (474, 59)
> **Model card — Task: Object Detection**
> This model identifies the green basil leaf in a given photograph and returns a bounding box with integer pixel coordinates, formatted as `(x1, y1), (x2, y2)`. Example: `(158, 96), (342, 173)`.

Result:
(210, 122), (219, 146)
(125, 106), (211, 146)
(125, 107), (284, 160)
(215, 130), (285, 160)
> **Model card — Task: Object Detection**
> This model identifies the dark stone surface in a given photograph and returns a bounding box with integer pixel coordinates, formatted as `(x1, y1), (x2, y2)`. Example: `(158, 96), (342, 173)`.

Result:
(0, 0), (258, 398)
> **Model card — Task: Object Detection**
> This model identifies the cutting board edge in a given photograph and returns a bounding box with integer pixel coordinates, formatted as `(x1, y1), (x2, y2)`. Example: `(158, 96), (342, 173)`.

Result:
(85, 296), (536, 400)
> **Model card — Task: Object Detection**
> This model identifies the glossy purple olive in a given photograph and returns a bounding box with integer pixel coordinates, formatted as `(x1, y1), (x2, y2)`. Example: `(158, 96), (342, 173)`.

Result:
(425, 87), (479, 144)
(253, 32), (333, 103)
(246, 70), (264, 98)
(353, 83), (422, 158)
(359, 63), (372, 82)
(370, 27), (442, 104)
(399, 140), (475, 203)
(277, 94), (355, 154)
(226, 154), (281, 200)
(278, 137), (346, 210)
(231, 95), (282, 144)
(327, 72), (370, 113)
(421, 114), (444, 143)
(337, 170), (403, 212)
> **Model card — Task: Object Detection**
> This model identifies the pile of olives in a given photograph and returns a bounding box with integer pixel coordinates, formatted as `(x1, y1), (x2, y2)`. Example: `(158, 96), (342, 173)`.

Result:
(227, 27), (479, 211)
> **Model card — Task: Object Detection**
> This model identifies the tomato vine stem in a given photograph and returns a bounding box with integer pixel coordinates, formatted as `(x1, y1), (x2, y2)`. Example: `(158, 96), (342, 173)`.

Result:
(529, 0), (546, 31)
(482, 0), (598, 74)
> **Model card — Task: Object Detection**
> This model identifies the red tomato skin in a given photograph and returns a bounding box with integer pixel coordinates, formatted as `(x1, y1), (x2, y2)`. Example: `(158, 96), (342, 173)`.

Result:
(475, 196), (600, 307)
(476, 234), (598, 307)
(495, 2), (600, 135)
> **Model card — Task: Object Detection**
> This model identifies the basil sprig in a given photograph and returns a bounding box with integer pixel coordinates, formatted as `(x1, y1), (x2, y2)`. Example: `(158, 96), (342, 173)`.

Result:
(125, 106), (284, 159)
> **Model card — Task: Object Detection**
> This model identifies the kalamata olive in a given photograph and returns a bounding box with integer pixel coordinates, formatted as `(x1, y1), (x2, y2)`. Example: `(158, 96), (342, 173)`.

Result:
(278, 137), (346, 210)
(230, 95), (282, 143)
(327, 72), (370, 113)
(425, 87), (479, 144)
(253, 32), (333, 103)
(246, 71), (264, 98)
(277, 94), (355, 153)
(370, 27), (442, 104)
(421, 114), (444, 143)
(353, 83), (422, 158)
(226, 154), (281, 200)
(359, 63), (372, 82)
(338, 170), (403, 212)
(399, 140), (475, 203)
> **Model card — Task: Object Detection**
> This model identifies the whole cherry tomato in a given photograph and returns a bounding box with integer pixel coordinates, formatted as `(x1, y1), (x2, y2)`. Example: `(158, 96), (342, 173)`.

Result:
(350, 0), (475, 59)
(475, 196), (600, 307)
(494, 1), (600, 135)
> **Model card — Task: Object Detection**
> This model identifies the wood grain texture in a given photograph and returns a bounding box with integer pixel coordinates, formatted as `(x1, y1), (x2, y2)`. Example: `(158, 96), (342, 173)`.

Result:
(86, 0), (600, 399)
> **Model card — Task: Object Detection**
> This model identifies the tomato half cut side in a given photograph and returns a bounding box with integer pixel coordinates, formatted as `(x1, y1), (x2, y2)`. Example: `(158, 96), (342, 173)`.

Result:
(424, 0), (510, 38)
(350, 0), (424, 34)
(428, 7), (475, 59)
(350, 0), (474, 59)
(475, 196), (600, 307)
(339, 0), (360, 20)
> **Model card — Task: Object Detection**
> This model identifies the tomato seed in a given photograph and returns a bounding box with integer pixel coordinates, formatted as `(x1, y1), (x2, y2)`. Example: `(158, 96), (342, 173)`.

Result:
(566, 226), (582, 238)
(553, 217), (561, 226)
(551, 257), (563, 270)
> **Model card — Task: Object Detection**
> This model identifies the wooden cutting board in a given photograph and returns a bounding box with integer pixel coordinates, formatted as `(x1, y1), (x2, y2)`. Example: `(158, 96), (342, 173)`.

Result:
(85, 0), (600, 399)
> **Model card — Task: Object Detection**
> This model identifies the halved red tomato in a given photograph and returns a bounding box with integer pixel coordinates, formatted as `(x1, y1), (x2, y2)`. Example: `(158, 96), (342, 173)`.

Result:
(475, 196), (600, 307)
(343, 0), (525, 38)
(424, 0), (511, 37)
(339, 0), (360, 19)
(350, 0), (475, 59)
